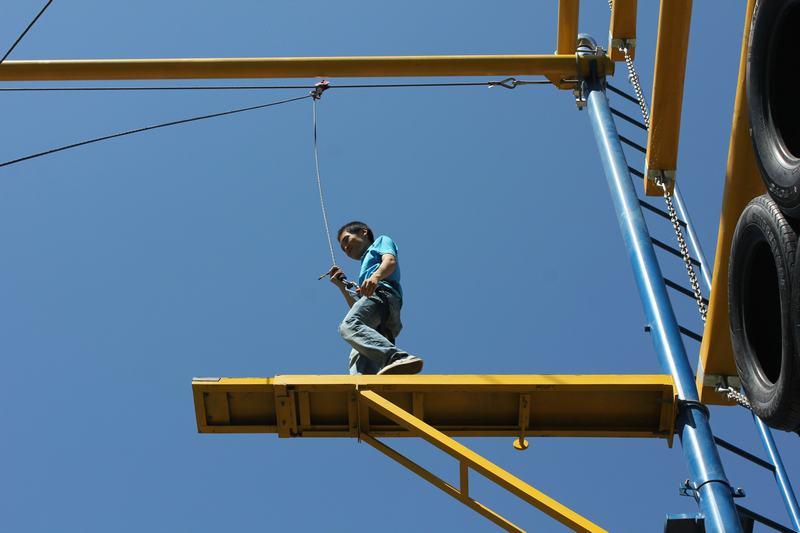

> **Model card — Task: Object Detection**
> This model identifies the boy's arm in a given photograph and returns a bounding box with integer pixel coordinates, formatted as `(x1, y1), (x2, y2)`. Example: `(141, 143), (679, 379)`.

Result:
(359, 253), (397, 297)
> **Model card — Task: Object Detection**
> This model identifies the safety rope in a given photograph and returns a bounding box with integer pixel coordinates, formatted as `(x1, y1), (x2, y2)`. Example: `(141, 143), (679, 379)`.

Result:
(0, 94), (311, 169)
(1, 0), (54, 64)
(310, 81), (337, 267)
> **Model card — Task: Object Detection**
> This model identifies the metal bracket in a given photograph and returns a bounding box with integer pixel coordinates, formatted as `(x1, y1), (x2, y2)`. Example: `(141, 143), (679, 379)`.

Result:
(611, 38), (637, 52)
(679, 479), (744, 501)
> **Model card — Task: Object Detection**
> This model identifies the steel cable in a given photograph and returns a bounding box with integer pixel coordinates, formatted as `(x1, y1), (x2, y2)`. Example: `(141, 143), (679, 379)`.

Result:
(0, 94), (310, 169)
(1, 0), (54, 64)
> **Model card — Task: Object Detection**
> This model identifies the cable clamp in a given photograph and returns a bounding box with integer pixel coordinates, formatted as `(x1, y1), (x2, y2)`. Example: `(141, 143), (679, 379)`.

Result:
(310, 80), (330, 100)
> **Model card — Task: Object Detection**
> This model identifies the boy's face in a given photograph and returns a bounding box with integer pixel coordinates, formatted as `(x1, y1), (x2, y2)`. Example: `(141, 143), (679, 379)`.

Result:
(339, 229), (370, 260)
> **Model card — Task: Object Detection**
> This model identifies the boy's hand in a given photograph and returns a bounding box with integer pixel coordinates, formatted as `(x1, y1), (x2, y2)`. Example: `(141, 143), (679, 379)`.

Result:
(359, 275), (380, 297)
(327, 266), (347, 289)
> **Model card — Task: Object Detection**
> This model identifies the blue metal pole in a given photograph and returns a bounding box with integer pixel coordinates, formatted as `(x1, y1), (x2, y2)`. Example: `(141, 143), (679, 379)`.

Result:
(672, 185), (713, 291)
(753, 413), (800, 530)
(585, 78), (743, 533)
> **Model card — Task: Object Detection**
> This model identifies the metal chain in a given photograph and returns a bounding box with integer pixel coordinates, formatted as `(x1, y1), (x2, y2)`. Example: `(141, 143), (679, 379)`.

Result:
(716, 386), (752, 410)
(618, 45), (707, 323)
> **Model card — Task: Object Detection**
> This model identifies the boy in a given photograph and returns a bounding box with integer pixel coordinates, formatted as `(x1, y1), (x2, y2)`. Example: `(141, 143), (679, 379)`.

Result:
(327, 221), (423, 375)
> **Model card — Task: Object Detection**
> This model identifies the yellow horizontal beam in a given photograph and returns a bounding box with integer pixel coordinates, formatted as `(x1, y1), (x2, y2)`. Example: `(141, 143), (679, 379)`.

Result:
(644, 0), (693, 195)
(697, 0), (762, 405)
(0, 54), (612, 82)
(192, 374), (676, 442)
(556, 0), (580, 55)
(608, 0), (638, 61)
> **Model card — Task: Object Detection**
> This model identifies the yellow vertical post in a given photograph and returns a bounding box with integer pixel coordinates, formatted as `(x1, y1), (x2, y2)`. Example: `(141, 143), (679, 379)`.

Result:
(696, 0), (763, 402)
(608, 0), (638, 61)
(644, 0), (693, 195)
(557, 0), (580, 54)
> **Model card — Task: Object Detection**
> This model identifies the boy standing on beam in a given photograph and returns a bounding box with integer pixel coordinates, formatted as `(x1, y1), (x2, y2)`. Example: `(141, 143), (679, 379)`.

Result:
(327, 221), (423, 375)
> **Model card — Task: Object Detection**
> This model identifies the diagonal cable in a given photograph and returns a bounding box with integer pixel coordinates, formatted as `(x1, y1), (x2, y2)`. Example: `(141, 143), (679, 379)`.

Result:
(1, 0), (54, 64)
(0, 94), (310, 169)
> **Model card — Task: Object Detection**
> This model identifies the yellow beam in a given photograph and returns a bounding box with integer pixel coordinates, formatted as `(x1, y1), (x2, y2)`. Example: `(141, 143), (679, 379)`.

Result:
(361, 433), (525, 532)
(608, 0), (638, 61)
(557, 0), (580, 55)
(643, 0), (693, 195)
(360, 390), (607, 532)
(0, 54), (612, 82)
(192, 374), (676, 442)
(697, 0), (762, 405)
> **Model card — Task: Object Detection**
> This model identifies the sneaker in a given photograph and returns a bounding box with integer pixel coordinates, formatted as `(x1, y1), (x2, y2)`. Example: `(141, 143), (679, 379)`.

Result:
(377, 355), (424, 375)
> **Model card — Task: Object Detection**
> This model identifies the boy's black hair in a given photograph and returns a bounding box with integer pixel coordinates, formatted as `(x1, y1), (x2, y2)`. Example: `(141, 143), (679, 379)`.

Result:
(337, 221), (374, 243)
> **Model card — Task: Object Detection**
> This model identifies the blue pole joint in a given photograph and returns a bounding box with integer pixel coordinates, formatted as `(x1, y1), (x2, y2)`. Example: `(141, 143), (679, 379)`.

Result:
(584, 74), (743, 533)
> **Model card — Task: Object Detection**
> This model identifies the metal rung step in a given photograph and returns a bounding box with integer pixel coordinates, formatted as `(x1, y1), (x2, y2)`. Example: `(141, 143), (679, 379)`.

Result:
(606, 83), (640, 105)
(620, 134), (647, 154)
(663, 278), (709, 305)
(651, 237), (702, 267)
(641, 200), (688, 227)
(714, 437), (775, 472)
(610, 107), (648, 130)
(628, 166), (644, 179)
(678, 326), (703, 343)
(736, 505), (795, 533)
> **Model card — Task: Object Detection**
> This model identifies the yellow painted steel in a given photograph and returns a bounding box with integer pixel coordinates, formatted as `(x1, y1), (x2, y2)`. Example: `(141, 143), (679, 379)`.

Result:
(360, 390), (607, 533)
(556, 0), (580, 54)
(361, 433), (525, 532)
(697, 0), (763, 405)
(643, 0), (693, 195)
(192, 374), (677, 442)
(0, 54), (612, 82)
(608, 0), (638, 61)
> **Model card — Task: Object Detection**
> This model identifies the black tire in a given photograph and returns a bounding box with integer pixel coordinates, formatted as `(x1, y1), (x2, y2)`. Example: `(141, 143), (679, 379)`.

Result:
(747, 0), (800, 217)
(729, 195), (800, 430)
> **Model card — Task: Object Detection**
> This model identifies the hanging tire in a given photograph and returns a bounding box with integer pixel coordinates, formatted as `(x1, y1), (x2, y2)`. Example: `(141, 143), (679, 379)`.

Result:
(729, 195), (800, 430)
(747, 0), (800, 217)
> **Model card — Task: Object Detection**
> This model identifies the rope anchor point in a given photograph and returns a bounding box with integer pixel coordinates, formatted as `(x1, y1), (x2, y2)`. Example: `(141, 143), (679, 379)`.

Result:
(311, 80), (330, 100)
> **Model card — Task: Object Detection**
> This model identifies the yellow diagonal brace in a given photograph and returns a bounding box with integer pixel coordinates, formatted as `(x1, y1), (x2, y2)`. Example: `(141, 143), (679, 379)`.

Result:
(359, 390), (607, 533)
(361, 433), (524, 532)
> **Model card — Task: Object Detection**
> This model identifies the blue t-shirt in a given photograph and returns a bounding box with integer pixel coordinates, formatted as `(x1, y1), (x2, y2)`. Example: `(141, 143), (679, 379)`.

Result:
(358, 235), (402, 298)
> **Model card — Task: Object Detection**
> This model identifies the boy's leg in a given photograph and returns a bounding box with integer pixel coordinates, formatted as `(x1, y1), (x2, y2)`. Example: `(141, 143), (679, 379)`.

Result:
(339, 295), (400, 370)
(348, 349), (381, 375)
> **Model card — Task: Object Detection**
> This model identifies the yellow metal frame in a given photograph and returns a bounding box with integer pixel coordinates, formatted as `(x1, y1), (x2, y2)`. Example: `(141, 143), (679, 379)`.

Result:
(359, 390), (607, 532)
(556, 0), (580, 55)
(697, 0), (762, 404)
(609, 0), (638, 61)
(192, 374), (677, 441)
(643, 0), (693, 195)
(0, 54), (612, 82)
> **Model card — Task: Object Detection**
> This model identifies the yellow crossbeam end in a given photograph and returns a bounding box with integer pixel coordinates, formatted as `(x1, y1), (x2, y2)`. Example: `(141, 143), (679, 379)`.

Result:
(0, 54), (612, 83)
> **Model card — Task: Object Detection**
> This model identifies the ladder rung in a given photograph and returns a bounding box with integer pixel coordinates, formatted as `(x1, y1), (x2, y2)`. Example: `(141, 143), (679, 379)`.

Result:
(628, 166), (644, 179)
(640, 200), (688, 227)
(663, 278), (709, 305)
(651, 237), (702, 267)
(606, 83), (640, 105)
(610, 107), (648, 130)
(620, 134), (647, 154)
(736, 505), (795, 533)
(678, 326), (703, 342)
(714, 437), (775, 472)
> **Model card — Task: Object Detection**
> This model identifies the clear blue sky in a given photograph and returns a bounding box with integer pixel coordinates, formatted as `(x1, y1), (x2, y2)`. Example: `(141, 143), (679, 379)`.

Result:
(1, 1), (796, 531)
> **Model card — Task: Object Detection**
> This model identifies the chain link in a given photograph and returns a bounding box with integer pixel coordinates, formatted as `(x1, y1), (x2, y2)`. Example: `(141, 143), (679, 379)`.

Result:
(606, 18), (745, 404)
(717, 386), (752, 410)
(618, 45), (708, 323)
